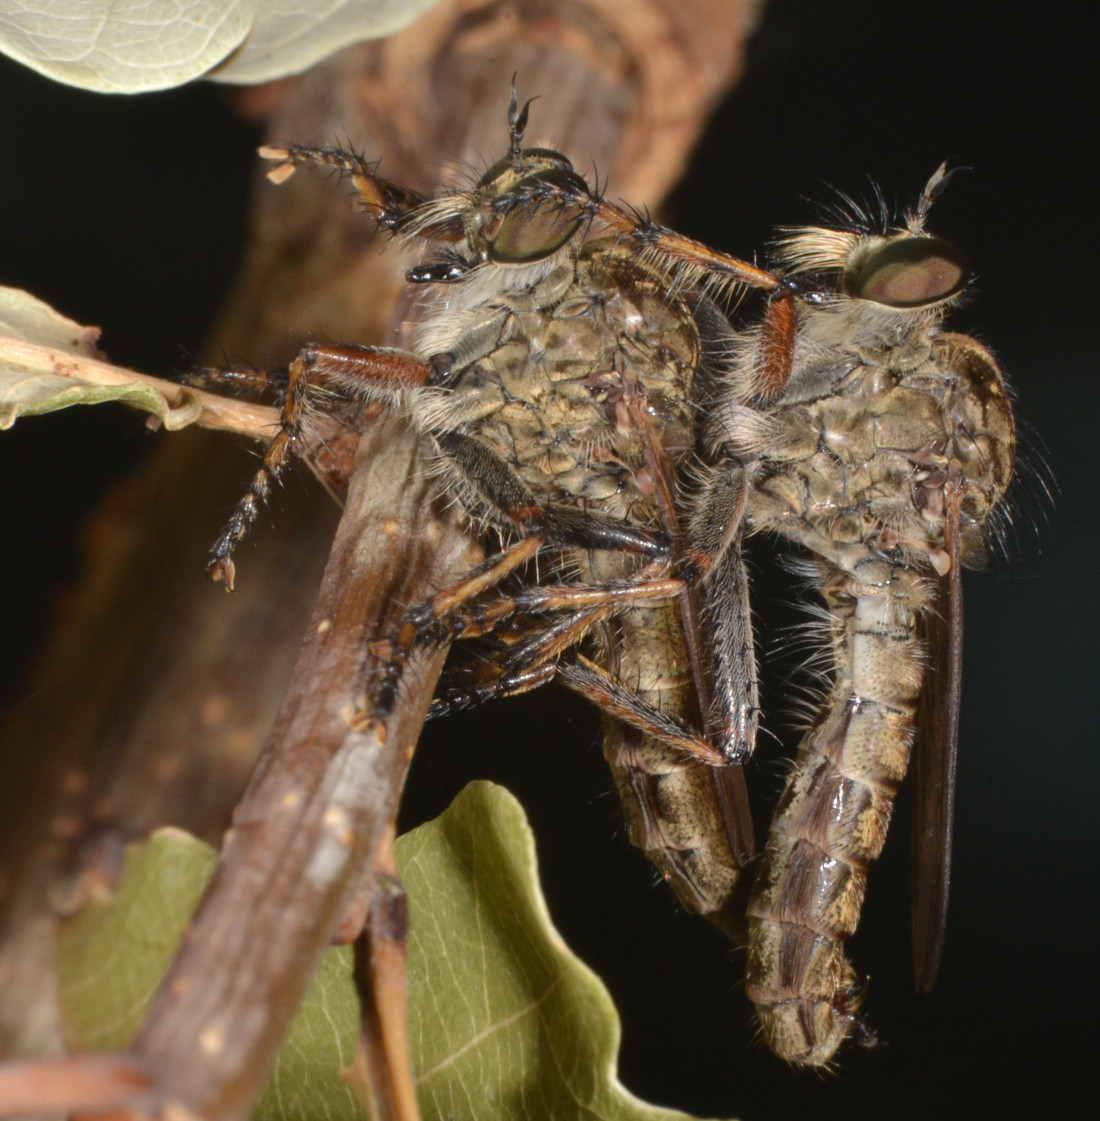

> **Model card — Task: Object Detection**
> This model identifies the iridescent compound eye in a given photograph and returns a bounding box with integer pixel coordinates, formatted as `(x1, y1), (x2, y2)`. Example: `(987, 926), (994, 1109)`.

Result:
(482, 165), (590, 263)
(850, 236), (970, 307)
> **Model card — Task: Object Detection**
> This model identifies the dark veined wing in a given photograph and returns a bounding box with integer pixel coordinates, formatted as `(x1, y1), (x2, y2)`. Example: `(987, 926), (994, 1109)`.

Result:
(911, 490), (964, 993)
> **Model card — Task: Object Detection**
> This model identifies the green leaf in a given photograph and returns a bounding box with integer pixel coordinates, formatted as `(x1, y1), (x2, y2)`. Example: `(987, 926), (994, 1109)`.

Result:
(55, 784), (733, 1121)
(56, 830), (366, 1121)
(55, 828), (217, 1050)
(400, 781), (728, 1121)
(249, 950), (366, 1121)
(0, 1), (443, 93)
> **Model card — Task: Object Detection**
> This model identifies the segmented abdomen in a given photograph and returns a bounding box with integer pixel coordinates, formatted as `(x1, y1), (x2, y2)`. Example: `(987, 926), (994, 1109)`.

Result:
(600, 595), (749, 937)
(745, 556), (929, 1064)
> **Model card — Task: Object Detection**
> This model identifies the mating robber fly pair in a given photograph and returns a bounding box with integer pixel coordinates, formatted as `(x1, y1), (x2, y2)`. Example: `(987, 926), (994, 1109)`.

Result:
(203, 90), (1014, 1067)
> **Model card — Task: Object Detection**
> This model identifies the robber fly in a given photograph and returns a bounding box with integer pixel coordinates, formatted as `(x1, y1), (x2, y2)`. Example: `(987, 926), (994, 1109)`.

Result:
(689, 166), (1015, 1065)
(209, 92), (801, 936)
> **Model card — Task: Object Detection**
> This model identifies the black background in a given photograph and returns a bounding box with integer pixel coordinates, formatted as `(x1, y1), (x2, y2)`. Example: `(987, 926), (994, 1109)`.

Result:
(1, 2), (1095, 1118)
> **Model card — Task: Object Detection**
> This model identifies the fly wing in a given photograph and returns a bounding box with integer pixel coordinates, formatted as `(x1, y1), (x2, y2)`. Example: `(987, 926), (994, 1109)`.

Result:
(709, 749), (756, 872)
(911, 493), (964, 993)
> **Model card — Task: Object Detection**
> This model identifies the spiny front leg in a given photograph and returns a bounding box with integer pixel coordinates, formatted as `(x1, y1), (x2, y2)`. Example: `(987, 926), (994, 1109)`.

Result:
(684, 458), (761, 761)
(209, 344), (432, 589)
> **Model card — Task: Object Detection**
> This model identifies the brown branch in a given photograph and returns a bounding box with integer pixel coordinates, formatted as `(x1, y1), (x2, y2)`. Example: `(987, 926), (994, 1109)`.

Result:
(129, 417), (475, 1119)
(0, 1053), (153, 1117)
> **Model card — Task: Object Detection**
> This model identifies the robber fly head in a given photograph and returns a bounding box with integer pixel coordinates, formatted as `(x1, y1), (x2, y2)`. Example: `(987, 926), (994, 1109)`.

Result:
(464, 147), (592, 264)
(405, 89), (594, 273)
(774, 164), (971, 315)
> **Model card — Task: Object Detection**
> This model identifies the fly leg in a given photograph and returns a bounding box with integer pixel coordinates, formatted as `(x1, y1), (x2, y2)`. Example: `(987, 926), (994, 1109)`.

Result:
(185, 365), (287, 397)
(425, 576), (734, 767)
(431, 431), (675, 560)
(557, 654), (732, 767)
(259, 145), (428, 234)
(368, 534), (547, 719)
(685, 457), (760, 762)
(427, 568), (686, 650)
(366, 453), (678, 723)
(366, 416), (743, 769)
(208, 344), (433, 589)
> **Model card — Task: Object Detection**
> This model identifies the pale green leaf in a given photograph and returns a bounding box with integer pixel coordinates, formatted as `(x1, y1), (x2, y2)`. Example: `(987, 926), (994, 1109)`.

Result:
(55, 828), (218, 1050)
(209, 0), (442, 86)
(400, 781), (729, 1121)
(0, 0), (441, 93)
(0, 0), (252, 93)
(0, 286), (103, 355)
(55, 784), (733, 1121)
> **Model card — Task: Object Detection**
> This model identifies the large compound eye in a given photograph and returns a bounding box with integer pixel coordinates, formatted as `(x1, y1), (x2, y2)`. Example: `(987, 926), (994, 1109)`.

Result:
(482, 165), (590, 263)
(850, 236), (969, 307)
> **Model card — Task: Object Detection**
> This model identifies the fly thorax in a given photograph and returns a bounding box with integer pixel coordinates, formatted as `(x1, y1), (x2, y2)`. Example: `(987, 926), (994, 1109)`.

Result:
(497, 257), (579, 313)
(866, 325), (938, 373)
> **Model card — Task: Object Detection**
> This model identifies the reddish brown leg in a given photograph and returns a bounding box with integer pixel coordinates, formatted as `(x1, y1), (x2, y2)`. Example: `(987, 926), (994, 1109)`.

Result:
(755, 285), (797, 401)
(584, 196), (784, 296)
(209, 344), (432, 589)
(368, 536), (547, 719)
(371, 543), (681, 717)
(186, 365), (284, 397)
(431, 602), (613, 709)
(432, 608), (731, 768)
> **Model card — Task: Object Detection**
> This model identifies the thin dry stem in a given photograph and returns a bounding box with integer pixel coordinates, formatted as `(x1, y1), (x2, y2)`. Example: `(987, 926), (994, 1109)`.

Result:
(0, 334), (280, 437)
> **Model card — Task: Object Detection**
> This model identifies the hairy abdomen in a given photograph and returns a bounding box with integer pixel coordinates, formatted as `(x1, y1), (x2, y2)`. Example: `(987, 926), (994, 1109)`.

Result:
(745, 559), (926, 1064)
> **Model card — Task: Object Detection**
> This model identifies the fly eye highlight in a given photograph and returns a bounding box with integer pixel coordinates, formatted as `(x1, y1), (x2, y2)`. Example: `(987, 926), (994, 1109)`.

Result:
(850, 236), (969, 307)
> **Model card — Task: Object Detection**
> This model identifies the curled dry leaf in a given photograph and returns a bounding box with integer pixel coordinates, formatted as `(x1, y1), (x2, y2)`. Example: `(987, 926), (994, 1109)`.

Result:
(0, 0), (443, 93)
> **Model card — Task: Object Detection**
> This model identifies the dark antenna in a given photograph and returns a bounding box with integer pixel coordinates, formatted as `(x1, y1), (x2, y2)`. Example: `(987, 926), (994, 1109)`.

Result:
(507, 76), (537, 171)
